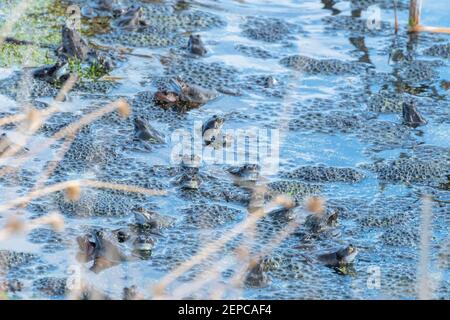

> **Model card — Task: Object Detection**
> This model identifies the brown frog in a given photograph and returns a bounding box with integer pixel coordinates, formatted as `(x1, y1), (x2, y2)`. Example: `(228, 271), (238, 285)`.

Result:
(244, 259), (269, 288)
(187, 34), (207, 56)
(402, 100), (427, 128)
(304, 209), (338, 233)
(76, 230), (128, 273)
(154, 78), (219, 111)
(202, 115), (225, 145)
(113, 6), (148, 31)
(133, 117), (165, 144)
(59, 26), (90, 61)
(32, 59), (70, 83)
(134, 207), (175, 230)
(316, 245), (358, 268)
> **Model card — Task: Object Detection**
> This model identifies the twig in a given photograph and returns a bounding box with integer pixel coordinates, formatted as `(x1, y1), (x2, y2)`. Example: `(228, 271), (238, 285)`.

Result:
(0, 74), (78, 162)
(408, 0), (450, 34)
(89, 41), (155, 60)
(410, 25), (450, 34)
(3, 36), (54, 49)
(0, 179), (166, 214)
(394, 0), (399, 34)
(0, 98), (127, 178)
(408, 0), (422, 30)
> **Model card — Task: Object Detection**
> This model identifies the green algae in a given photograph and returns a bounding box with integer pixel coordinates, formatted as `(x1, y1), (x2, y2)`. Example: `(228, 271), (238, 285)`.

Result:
(0, 43), (54, 67)
(67, 57), (109, 81)
(0, 0), (64, 67)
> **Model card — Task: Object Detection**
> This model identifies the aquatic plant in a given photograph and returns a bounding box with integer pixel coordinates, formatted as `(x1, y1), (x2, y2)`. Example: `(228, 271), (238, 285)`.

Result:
(67, 57), (109, 81)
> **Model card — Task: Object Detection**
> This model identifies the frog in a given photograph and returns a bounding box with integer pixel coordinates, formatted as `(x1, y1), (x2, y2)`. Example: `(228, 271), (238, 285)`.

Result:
(187, 34), (207, 56)
(133, 117), (165, 144)
(402, 100), (427, 128)
(154, 78), (219, 111)
(76, 230), (128, 273)
(202, 115), (225, 145)
(113, 6), (149, 31)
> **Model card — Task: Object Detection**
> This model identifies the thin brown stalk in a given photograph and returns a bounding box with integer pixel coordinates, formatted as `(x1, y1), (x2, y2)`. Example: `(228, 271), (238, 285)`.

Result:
(0, 74), (77, 128)
(0, 74), (78, 163)
(0, 179), (166, 214)
(0, 212), (64, 240)
(409, 0), (422, 30)
(394, 0), (399, 34)
(212, 218), (301, 299)
(152, 201), (278, 298)
(0, 97), (126, 178)
(154, 57), (303, 299)
(30, 135), (77, 193)
(411, 25), (450, 34)
(407, 0), (450, 34)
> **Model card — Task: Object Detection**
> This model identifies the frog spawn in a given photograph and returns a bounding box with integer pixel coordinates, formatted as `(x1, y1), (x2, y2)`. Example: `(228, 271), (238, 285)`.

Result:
(96, 7), (225, 48)
(235, 44), (276, 59)
(280, 166), (364, 183)
(280, 55), (365, 75)
(181, 203), (243, 229)
(241, 16), (302, 43)
(423, 43), (450, 59)
(0, 250), (59, 297)
(0, 0), (448, 297)
(166, 59), (240, 92)
(363, 158), (449, 185)
(322, 15), (392, 37)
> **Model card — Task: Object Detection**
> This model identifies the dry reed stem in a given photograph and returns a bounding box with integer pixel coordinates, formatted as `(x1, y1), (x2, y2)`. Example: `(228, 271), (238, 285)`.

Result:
(394, 0), (399, 34)
(0, 114), (28, 127)
(154, 66), (304, 298)
(52, 98), (129, 140)
(0, 74), (78, 164)
(0, 179), (166, 214)
(409, 0), (422, 29)
(0, 74), (77, 128)
(0, 212), (64, 240)
(212, 217), (301, 300)
(29, 134), (77, 193)
(152, 201), (276, 298)
(410, 25), (450, 34)
(170, 256), (235, 299)
(407, 0), (450, 34)
(169, 185), (272, 299)
(0, 98), (127, 178)
(306, 196), (325, 214)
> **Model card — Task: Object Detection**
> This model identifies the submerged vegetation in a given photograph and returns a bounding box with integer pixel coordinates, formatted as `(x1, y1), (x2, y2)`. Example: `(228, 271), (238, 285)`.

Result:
(67, 57), (109, 80)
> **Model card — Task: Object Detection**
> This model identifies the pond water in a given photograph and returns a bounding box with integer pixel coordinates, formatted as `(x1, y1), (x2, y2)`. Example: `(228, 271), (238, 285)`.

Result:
(0, 0), (449, 299)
